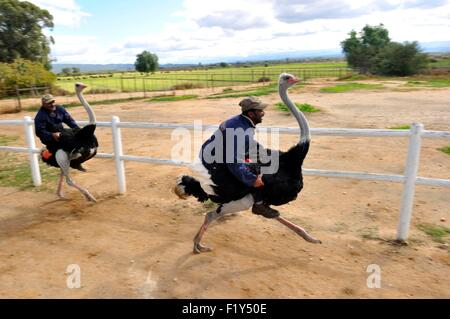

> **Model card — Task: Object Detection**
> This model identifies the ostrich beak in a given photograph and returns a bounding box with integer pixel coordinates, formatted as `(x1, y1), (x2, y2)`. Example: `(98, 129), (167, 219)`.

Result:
(76, 83), (87, 90)
(288, 77), (300, 84)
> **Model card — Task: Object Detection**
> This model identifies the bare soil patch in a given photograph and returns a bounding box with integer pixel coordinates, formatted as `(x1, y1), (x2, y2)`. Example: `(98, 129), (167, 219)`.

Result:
(0, 79), (449, 298)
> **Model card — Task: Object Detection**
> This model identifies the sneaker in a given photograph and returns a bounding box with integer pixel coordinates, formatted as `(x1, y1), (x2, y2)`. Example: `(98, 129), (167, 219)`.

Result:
(252, 203), (280, 219)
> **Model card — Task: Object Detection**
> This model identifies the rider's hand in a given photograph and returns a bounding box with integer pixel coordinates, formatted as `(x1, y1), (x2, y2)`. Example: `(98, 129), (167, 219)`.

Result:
(52, 132), (61, 141)
(253, 175), (264, 188)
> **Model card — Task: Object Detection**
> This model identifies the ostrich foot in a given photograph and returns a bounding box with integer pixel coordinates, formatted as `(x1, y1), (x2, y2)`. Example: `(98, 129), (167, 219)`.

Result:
(193, 242), (212, 254)
(57, 192), (69, 201)
(276, 216), (322, 244)
(81, 190), (97, 203)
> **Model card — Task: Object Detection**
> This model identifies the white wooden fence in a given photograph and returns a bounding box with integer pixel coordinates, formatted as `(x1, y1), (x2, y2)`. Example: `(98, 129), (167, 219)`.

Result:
(1, 116), (449, 241)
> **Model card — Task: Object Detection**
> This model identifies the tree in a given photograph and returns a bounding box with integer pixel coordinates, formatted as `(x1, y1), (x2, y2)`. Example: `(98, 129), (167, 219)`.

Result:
(72, 67), (81, 75)
(375, 41), (427, 76)
(0, 58), (56, 92)
(341, 24), (427, 76)
(219, 62), (228, 68)
(341, 24), (390, 74)
(0, 0), (54, 69)
(61, 68), (72, 76)
(135, 51), (158, 73)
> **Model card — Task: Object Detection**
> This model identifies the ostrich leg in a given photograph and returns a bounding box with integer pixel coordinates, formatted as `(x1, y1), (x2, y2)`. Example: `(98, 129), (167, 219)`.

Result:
(275, 216), (322, 244)
(55, 150), (97, 202)
(56, 171), (66, 199)
(193, 210), (220, 254)
(193, 194), (254, 254)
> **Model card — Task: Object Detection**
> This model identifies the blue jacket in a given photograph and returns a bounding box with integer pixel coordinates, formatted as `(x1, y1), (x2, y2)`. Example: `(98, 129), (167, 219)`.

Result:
(201, 114), (265, 187)
(34, 105), (79, 145)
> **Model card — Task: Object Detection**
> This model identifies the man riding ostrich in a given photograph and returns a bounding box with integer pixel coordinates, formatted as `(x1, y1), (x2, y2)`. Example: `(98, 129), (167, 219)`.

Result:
(175, 73), (321, 254)
(35, 83), (98, 202)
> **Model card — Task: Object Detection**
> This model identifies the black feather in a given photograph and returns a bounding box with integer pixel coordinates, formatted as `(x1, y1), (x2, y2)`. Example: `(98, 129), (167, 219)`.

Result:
(41, 125), (98, 169)
(178, 141), (310, 206)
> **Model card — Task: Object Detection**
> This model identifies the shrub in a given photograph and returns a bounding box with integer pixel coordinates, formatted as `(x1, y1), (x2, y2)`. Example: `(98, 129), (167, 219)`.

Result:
(171, 82), (204, 90)
(257, 77), (271, 83)
(375, 42), (427, 76)
(275, 102), (320, 113)
(0, 59), (56, 92)
(50, 86), (72, 96)
(341, 25), (428, 76)
(85, 88), (118, 94)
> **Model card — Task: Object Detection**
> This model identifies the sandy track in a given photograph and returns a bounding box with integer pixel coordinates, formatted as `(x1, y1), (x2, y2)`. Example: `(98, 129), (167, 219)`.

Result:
(0, 80), (449, 298)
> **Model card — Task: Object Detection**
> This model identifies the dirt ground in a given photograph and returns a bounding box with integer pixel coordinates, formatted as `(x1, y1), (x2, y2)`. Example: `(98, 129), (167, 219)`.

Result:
(0, 79), (449, 298)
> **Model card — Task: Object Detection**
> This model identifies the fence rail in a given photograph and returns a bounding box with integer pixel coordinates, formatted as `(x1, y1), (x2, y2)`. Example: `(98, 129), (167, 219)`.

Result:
(0, 116), (449, 242)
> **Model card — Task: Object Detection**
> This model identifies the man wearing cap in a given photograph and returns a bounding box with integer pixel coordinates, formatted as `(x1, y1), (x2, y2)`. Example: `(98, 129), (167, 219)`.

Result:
(34, 94), (80, 157)
(200, 96), (280, 218)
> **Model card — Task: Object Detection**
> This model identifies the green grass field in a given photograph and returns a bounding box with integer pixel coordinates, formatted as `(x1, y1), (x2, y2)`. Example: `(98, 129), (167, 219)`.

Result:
(148, 95), (198, 102)
(417, 223), (450, 244)
(428, 56), (450, 69)
(206, 84), (279, 99)
(0, 135), (59, 191)
(389, 125), (411, 130)
(0, 135), (18, 145)
(275, 102), (320, 113)
(55, 61), (351, 93)
(320, 82), (384, 93)
(439, 146), (450, 155)
(406, 78), (450, 87)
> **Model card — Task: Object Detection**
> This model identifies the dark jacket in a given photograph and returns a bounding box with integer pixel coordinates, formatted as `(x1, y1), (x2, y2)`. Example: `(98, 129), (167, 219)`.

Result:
(201, 114), (266, 187)
(34, 105), (79, 145)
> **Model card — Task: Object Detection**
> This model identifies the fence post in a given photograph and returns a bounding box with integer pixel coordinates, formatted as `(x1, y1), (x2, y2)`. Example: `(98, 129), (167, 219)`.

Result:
(142, 78), (146, 98)
(396, 123), (423, 242)
(15, 86), (22, 113)
(23, 116), (41, 187)
(111, 116), (126, 194)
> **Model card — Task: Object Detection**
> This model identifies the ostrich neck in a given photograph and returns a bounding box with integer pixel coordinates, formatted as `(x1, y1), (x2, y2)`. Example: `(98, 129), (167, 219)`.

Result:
(76, 90), (96, 124)
(279, 86), (311, 144)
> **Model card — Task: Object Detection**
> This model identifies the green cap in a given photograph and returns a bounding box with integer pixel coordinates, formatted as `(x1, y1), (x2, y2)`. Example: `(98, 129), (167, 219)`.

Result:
(41, 94), (55, 104)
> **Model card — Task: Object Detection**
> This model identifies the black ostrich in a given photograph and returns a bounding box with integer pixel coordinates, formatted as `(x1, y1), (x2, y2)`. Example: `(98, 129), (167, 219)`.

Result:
(175, 73), (321, 253)
(41, 83), (98, 202)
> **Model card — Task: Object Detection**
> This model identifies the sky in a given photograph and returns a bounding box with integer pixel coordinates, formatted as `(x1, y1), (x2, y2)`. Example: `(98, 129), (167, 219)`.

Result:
(25, 0), (450, 65)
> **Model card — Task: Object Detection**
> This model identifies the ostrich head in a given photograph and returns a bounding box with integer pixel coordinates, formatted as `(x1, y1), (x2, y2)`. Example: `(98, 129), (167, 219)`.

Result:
(75, 82), (87, 93)
(278, 73), (310, 144)
(278, 73), (300, 90)
(75, 82), (96, 125)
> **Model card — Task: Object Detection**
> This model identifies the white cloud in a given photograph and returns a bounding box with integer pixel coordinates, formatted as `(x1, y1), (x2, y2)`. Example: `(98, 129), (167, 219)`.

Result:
(272, 0), (450, 23)
(196, 10), (269, 30)
(26, 0), (90, 27)
(50, 0), (450, 64)
(50, 35), (100, 63)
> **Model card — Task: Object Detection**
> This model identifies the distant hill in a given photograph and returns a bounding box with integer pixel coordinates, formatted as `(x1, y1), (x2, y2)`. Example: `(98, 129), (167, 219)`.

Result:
(51, 41), (450, 74)
(420, 41), (450, 53)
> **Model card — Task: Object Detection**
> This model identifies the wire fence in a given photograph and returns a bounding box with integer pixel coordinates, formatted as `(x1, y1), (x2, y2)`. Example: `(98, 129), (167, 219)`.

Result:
(0, 68), (353, 114)
(55, 68), (353, 93)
